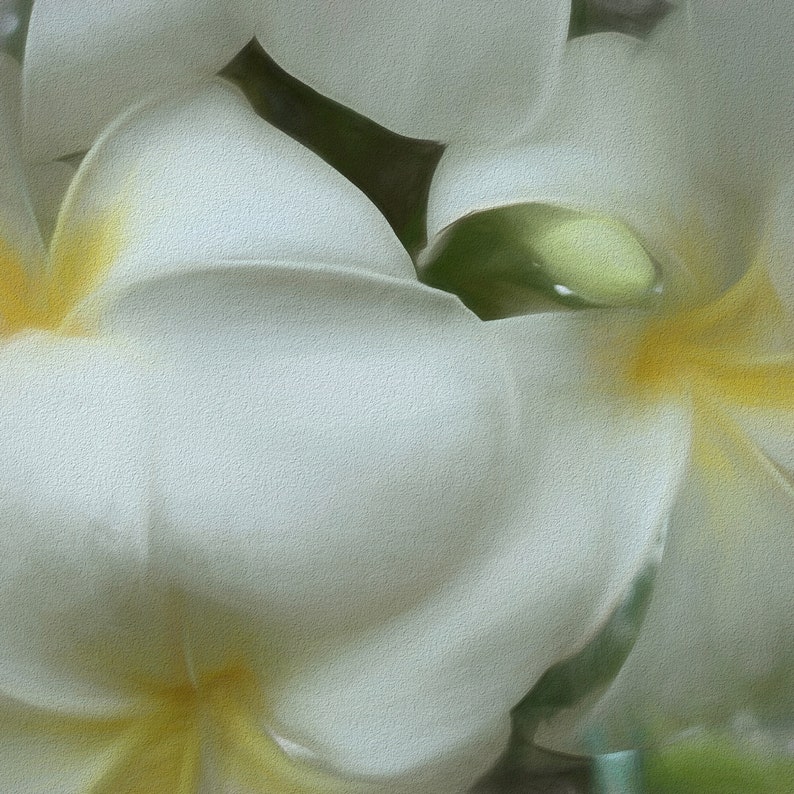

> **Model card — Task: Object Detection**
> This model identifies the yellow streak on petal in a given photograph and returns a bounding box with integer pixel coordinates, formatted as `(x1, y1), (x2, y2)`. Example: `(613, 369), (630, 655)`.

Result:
(625, 262), (794, 411)
(208, 669), (369, 794)
(4, 665), (366, 793)
(0, 205), (124, 336)
(0, 237), (43, 332)
(46, 205), (126, 334)
(85, 708), (200, 794)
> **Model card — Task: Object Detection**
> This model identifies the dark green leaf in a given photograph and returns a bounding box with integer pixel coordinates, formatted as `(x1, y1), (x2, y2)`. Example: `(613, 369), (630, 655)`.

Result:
(418, 205), (594, 319)
(569, 0), (674, 40)
(513, 565), (656, 742)
(1, 0), (33, 61)
(219, 39), (443, 258)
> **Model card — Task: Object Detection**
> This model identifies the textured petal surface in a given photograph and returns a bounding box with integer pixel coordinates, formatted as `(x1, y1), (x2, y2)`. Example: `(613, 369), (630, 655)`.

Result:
(427, 29), (756, 301)
(22, 0), (252, 159)
(52, 79), (412, 319)
(263, 308), (690, 785)
(0, 265), (690, 787)
(104, 264), (518, 649)
(23, 158), (74, 243)
(0, 333), (156, 714)
(764, 180), (794, 317)
(104, 262), (523, 789)
(246, 0), (569, 143)
(0, 53), (45, 263)
(687, 0), (794, 186)
(537, 402), (794, 751)
(102, 271), (690, 786)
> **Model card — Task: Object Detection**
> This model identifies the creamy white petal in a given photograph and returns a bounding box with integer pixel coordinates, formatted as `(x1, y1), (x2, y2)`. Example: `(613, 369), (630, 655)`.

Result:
(22, 0), (253, 160)
(104, 264), (518, 643)
(23, 159), (75, 244)
(52, 79), (413, 318)
(264, 308), (690, 783)
(688, 0), (794, 186)
(537, 402), (794, 751)
(244, 0), (569, 144)
(0, 53), (45, 264)
(0, 712), (122, 794)
(0, 332), (159, 714)
(103, 272), (689, 783)
(104, 262), (524, 787)
(763, 179), (794, 317)
(427, 30), (755, 301)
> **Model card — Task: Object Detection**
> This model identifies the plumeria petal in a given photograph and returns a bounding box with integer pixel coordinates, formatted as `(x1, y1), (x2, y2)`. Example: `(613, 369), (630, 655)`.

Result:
(0, 332), (157, 715)
(243, 0), (569, 144)
(764, 180), (794, 316)
(0, 710), (128, 794)
(22, 0), (253, 160)
(426, 29), (756, 302)
(98, 274), (690, 786)
(23, 1), (569, 156)
(24, 158), (74, 243)
(687, 0), (794, 186)
(51, 78), (413, 321)
(0, 53), (45, 264)
(105, 262), (527, 789)
(263, 308), (689, 785)
(104, 265), (521, 647)
(537, 401), (794, 751)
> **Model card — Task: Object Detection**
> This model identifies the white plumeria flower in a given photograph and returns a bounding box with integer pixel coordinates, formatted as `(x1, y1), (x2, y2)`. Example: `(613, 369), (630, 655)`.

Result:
(425, 7), (794, 752)
(0, 50), (688, 791)
(22, 0), (570, 160)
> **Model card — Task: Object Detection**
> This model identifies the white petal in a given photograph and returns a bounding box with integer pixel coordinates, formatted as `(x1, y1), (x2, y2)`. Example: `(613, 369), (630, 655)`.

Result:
(104, 266), (690, 784)
(22, 0), (253, 160)
(264, 308), (690, 784)
(246, 0), (569, 143)
(0, 713), (120, 794)
(427, 31), (754, 300)
(0, 53), (45, 263)
(103, 262), (523, 787)
(0, 333), (157, 714)
(763, 179), (794, 316)
(52, 79), (412, 316)
(688, 0), (794, 184)
(104, 264), (518, 645)
(538, 403), (794, 751)
(23, 159), (75, 244)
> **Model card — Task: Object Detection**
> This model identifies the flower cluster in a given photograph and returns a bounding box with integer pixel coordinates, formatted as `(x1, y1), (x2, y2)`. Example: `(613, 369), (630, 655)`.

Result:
(0, 1), (791, 792)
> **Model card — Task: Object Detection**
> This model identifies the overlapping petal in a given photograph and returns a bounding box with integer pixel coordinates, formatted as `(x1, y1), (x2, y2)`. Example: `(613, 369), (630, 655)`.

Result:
(53, 78), (413, 319)
(0, 42), (695, 787)
(23, 1), (571, 160)
(0, 53), (45, 263)
(538, 401), (794, 751)
(243, 0), (569, 144)
(22, 0), (252, 160)
(98, 279), (689, 787)
(687, 0), (794, 187)
(426, 27), (759, 303)
(0, 253), (691, 788)
(0, 333), (156, 715)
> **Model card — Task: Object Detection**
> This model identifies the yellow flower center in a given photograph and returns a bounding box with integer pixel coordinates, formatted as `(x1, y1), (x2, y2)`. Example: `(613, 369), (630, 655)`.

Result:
(624, 261), (794, 489)
(16, 662), (359, 794)
(626, 263), (794, 410)
(0, 210), (122, 336)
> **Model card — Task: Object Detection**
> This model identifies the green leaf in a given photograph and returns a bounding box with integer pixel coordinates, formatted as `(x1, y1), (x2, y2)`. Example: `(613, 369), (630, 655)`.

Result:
(419, 204), (657, 319)
(511, 565), (656, 742)
(0, 0), (33, 61)
(644, 735), (794, 794)
(219, 39), (443, 258)
(569, 0), (673, 40)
